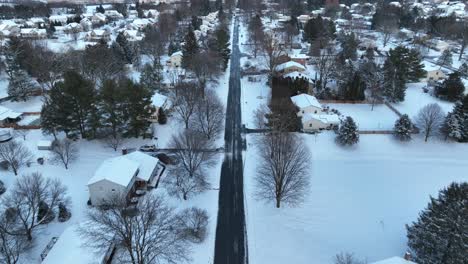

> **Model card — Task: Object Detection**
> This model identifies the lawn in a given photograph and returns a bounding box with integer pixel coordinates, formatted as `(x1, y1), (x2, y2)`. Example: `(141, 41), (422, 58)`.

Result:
(244, 132), (468, 264)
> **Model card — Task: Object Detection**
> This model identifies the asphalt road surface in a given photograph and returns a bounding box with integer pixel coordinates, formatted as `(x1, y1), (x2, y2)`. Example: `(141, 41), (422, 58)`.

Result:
(213, 17), (247, 264)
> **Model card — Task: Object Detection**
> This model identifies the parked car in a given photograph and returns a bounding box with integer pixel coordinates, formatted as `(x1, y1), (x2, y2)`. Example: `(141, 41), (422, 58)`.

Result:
(139, 144), (156, 152)
(155, 153), (178, 165)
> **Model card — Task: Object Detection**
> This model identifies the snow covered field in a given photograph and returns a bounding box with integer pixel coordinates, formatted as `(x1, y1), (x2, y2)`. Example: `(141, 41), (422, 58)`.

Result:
(0, 129), (223, 264)
(325, 103), (398, 131)
(241, 75), (270, 128)
(244, 132), (468, 264)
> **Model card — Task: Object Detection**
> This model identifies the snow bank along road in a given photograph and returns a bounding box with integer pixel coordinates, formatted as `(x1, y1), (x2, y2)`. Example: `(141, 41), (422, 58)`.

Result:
(213, 17), (248, 264)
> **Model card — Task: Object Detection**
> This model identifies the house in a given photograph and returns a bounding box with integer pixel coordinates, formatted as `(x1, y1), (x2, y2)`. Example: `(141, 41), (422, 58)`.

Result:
(426, 69), (446, 81)
(63, 23), (82, 34)
(168, 51), (183, 67)
(0, 20), (20, 38)
(290, 54), (310, 66)
(130, 18), (154, 30)
(0, 106), (22, 126)
(91, 13), (107, 25)
(20, 28), (47, 39)
(0, 128), (13, 142)
(297, 15), (311, 26)
(275, 61), (306, 75)
(41, 225), (114, 264)
(37, 140), (53, 151)
(86, 29), (111, 42)
(302, 113), (340, 131)
(370, 256), (417, 264)
(48, 15), (69, 25)
(104, 10), (124, 20)
(150, 92), (171, 122)
(290, 94), (323, 117)
(87, 151), (164, 206)
(123, 29), (144, 42)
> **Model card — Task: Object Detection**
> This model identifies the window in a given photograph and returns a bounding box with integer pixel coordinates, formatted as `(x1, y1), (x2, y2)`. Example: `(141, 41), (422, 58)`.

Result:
(112, 189), (115, 192)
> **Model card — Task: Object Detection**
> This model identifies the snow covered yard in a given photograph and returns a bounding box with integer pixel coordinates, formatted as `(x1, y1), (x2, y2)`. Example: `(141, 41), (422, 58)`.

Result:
(392, 83), (455, 117)
(240, 75), (270, 128)
(325, 103), (399, 131)
(244, 132), (468, 264)
(0, 129), (223, 264)
(0, 96), (43, 112)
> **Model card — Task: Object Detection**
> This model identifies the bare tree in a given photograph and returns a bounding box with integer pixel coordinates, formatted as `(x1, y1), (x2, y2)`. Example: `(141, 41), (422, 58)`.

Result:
(248, 14), (264, 58)
(334, 252), (366, 264)
(80, 193), (189, 264)
(379, 18), (398, 47)
(51, 139), (78, 170)
(1, 172), (69, 241)
(0, 141), (33, 176)
(195, 90), (224, 140)
(262, 32), (286, 87)
(0, 216), (26, 264)
(167, 130), (216, 200)
(256, 132), (311, 208)
(141, 26), (165, 65)
(313, 47), (335, 91)
(191, 51), (220, 96)
(103, 132), (125, 152)
(415, 103), (445, 142)
(253, 104), (269, 129)
(13, 129), (27, 141)
(173, 82), (200, 129)
(174, 207), (209, 243)
(359, 61), (383, 110)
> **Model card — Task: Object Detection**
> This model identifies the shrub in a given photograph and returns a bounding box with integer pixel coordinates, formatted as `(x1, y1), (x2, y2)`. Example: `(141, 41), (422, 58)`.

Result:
(175, 207), (209, 243)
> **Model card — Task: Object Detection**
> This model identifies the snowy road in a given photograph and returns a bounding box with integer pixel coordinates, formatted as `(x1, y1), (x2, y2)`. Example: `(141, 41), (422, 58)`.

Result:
(213, 17), (248, 264)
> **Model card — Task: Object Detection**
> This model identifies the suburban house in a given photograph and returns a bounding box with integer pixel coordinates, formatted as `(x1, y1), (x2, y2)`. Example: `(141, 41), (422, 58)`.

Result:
(91, 13), (107, 25)
(168, 51), (183, 67)
(290, 94), (323, 117)
(87, 151), (165, 206)
(426, 69), (446, 82)
(20, 28), (47, 39)
(302, 113), (340, 132)
(275, 61), (306, 75)
(290, 54), (310, 66)
(150, 93), (171, 122)
(41, 225), (114, 264)
(86, 29), (111, 42)
(0, 106), (22, 126)
(123, 29), (144, 42)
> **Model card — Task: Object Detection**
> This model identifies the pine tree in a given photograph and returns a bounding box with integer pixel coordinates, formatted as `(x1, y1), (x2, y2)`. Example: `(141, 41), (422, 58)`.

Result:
(168, 40), (180, 56)
(344, 72), (365, 100)
(441, 112), (463, 141)
(116, 32), (133, 64)
(406, 182), (468, 264)
(37, 201), (55, 224)
(336, 116), (359, 146)
(99, 79), (126, 138)
(437, 49), (453, 67)
(339, 33), (358, 61)
(213, 27), (231, 70)
(458, 63), (468, 78)
(121, 79), (154, 138)
(394, 114), (413, 141)
(58, 202), (71, 222)
(7, 69), (35, 101)
(434, 72), (465, 102)
(140, 62), (163, 92)
(158, 108), (167, 125)
(181, 27), (199, 70)
(407, 49), (426, 81)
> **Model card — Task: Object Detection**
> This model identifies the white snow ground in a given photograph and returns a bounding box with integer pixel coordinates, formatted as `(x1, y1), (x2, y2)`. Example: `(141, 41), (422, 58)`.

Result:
(244, 132), (468, 264)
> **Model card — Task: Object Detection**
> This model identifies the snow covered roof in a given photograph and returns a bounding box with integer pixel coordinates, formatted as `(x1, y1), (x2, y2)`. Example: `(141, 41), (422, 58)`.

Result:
(370, 257), (417, 264)
(124, 151), (159, 182)
(291, 94), (322, 109)
(171, 51), (183, 57)
(88, 156), (139, 187)
(41, 226), (106, 264)
(151, 93), (170, 108)
(37, 140), (53, 148)
(303, 113), (340, 124)
(48, 15), (69, 23)
(0, 106), (22, 120)
(275, 61), (306, 72)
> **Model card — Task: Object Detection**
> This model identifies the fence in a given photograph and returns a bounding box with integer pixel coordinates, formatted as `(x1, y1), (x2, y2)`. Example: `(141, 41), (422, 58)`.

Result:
(0, 123), (41, 129)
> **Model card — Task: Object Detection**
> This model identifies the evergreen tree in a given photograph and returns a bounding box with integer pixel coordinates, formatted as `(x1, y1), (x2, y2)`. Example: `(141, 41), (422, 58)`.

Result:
(407, 49), (426, 81)
(434, 72), (465, 102)
(406, 182), (468, 264)
(441, 112), (463, 141)
(121, 79), (154, 138)
(303, 16), (336, 45)
(115, 32), (133, 64)
(37, 201), (54, 224)
(393, 114), (413, 141)
(344, 72), (365, 100)
(58, 202), (71, 222)
(158, 108), (167, 125)
(99, 79), (126, 138)
(382, 59), (406, 103)
(339, 33), (358, 61)
(181, 27), (199, 69)
(96, 4), (105, 14)
(336, 116), (359, 146)
(168, 40), (180, 56)
(140, 61), (163, 92)
(458, 63), (468, 78)
(7, 69), (35, 101)
(437, 49), (453, 67)
(213, 27), (231, 70)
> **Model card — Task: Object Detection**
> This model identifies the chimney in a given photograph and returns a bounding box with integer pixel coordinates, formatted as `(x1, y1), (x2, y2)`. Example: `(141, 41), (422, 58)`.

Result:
(404, 252), (412, 261)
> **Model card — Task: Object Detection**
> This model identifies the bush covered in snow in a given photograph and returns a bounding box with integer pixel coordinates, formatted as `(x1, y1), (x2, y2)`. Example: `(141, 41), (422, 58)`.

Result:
(175, 207), (209, 243)
(336, 116), (359, 146)
(58, 202), (71, 222)
(393, 114), (413, 141)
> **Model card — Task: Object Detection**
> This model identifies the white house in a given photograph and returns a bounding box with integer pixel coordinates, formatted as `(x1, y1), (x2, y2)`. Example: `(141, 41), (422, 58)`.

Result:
(168, 51), (183, 67)
(150, 92), (171, 122)
(290, 94), (323, 117)
(275, 61), (306, 75)
(86, 29), (111, 42)
(91, 13), (107, 25)
(87, 151), (164, 206)
(302, 113), (340, 132)
(41, 225), (114, 264)
(0, 106), (22, 126)
(20, 28), (47, 39)
(426, 69), (446, 81)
